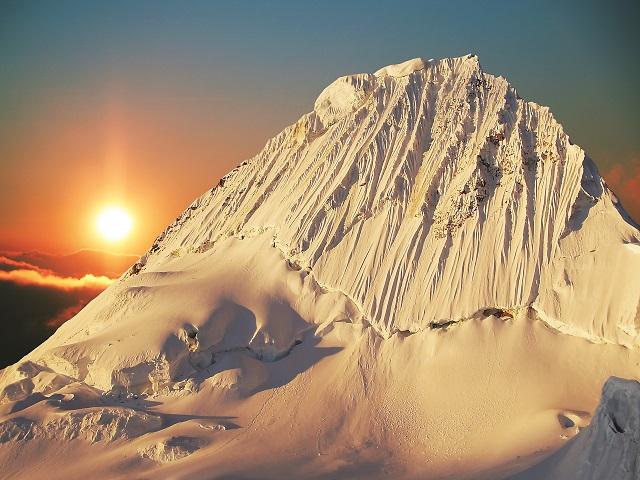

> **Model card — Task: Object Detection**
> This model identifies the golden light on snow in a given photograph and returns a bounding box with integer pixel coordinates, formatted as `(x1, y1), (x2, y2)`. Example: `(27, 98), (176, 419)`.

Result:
(96, 206), (133, 242)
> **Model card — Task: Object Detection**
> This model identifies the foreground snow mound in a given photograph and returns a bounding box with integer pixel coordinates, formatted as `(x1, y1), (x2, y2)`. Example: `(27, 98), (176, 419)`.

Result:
(139, 436), (203, 463)
(514, 377), (640, 480)
(0, 56), (638, 479)
(0, 407), (162, 443)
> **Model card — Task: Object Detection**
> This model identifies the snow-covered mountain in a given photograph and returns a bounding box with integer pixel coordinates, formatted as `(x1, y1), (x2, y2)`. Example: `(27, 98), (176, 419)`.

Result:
(1, 55), (638, 479)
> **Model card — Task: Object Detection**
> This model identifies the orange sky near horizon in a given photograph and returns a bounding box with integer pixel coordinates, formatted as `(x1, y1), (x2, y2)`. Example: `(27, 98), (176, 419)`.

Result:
(0, 86), (298, 255)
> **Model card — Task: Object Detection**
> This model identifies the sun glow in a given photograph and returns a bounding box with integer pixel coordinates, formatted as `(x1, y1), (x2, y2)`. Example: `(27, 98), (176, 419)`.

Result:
(96, 206), (133, 242)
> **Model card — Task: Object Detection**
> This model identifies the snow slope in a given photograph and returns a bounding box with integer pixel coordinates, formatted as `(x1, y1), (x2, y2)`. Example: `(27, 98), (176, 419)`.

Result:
(0, 56), (638, 479)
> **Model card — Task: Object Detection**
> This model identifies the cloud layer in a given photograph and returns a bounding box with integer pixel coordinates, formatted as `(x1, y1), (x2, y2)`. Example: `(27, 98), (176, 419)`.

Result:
(0, 250), (135, 367)
(0, 268), (112, 290)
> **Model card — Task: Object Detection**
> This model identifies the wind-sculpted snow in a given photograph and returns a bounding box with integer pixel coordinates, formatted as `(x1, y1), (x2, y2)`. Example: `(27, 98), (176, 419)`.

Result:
(0, 56), (638, 479)
(135, 55), (638, 343)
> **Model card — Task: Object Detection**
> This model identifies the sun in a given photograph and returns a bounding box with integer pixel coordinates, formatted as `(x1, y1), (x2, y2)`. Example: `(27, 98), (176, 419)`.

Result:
(96, 206), (133, 242)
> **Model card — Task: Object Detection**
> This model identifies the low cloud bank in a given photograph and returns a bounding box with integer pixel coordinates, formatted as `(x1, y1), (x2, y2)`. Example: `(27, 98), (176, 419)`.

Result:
(0, 268), (113, 290)
(0, 250), (136, 368)
(0, 256), (48, 272)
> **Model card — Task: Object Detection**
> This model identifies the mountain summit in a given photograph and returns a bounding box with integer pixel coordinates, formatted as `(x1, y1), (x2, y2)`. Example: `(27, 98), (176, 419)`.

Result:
(1, 56), (639, 479)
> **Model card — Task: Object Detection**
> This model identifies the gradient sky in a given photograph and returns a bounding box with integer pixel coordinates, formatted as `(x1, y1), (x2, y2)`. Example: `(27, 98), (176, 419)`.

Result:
(1, 0), (639, 255)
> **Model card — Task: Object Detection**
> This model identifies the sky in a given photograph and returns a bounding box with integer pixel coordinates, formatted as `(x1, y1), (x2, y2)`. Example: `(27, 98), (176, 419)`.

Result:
(1, 0), (639, 256)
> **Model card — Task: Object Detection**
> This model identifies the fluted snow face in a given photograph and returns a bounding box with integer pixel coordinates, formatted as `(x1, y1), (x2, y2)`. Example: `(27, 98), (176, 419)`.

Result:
(140, 55), (639, 342)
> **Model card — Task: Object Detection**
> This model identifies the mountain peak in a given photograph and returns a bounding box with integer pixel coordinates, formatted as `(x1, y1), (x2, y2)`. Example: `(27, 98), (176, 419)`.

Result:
(315, 55), (484, 127)
(373, 57), (430, 77)
(128, 55), (638, 340)
(373, 54), (481, 78)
